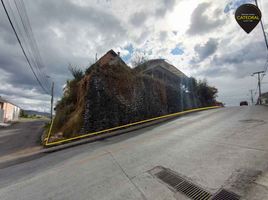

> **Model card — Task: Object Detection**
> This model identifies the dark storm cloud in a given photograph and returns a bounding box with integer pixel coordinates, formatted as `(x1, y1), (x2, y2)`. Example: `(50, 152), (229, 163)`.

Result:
(0, 0), (129, 108)
(129, 0), (176, 27)
(197, 66), (232, 77)
(187, 2), (225, 35)
(0, 40), (39, 87)
(0, 85), (48, 101)
(212, 41), (266, 66)
(197, 41), (267, 78)
(29, 0), (126, 35)
(192, 38), (218, 63)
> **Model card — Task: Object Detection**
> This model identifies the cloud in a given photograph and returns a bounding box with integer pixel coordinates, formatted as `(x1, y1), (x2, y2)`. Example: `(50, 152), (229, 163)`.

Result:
(159, 31), (168, 41)
(224, 0), (254, 13)
(155, 0), (176, 18)
(195, 40), (267, 78)
(129, 11), (148, 27)
(0, 0), (130, 109)
(1, 0), (268, 109)
(192, 38), (219, 63)
(187, 2), (225, 35)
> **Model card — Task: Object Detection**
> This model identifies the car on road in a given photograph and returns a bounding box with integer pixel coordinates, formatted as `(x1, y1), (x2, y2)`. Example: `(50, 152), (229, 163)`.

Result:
(240, 101), (248, 106)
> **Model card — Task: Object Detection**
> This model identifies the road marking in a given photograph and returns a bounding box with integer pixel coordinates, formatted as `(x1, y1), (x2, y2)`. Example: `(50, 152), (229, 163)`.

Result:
(45, 106), (221, 147)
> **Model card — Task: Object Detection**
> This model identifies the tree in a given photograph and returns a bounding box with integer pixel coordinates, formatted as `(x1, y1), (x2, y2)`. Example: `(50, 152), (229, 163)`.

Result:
(19, 110), (28, 118)
(68, 65), (84, 81)
(131, 52), (148, 67)
(196, 79), (218, 106)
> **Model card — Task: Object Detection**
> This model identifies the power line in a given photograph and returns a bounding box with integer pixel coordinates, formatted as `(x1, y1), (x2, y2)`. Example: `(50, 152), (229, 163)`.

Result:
(7, 0), (49, 91)
(13, 0), (51, 90)
(1, 0), (50, 94)
(17, 1), (50, 77)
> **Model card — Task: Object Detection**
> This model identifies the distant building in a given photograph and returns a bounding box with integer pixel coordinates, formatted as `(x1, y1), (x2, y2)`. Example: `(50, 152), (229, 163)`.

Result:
(96, 50), (189, 92)
(134, 59), (188, 88)
(0, 96), (21, 123)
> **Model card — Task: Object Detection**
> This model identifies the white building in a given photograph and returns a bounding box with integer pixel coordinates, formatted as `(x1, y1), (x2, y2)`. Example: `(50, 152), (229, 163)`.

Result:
(0, 96), (21, 123)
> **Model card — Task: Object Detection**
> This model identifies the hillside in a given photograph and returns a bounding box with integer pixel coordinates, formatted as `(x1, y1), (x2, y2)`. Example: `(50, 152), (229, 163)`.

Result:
(24, 110), (50, 117)
(48, 50), (218, 142)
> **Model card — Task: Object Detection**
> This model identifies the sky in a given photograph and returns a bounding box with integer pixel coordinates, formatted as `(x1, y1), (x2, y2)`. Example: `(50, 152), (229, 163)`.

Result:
(0, 0), (268, 112)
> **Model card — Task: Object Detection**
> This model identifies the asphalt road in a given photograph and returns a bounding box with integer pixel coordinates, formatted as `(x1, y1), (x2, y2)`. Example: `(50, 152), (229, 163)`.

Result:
(0, 106), (268, 200)
(0, 120), (46, 157)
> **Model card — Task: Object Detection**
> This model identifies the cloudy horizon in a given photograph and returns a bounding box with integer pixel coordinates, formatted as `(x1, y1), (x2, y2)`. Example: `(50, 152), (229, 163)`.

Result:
(0, 0), (268, 112)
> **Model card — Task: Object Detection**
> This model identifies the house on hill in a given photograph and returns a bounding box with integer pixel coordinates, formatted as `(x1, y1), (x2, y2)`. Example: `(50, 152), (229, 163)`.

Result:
(96, 49), (126, 67)
(134, 59), (188, 88)
(0, 96), (21, 123)
(96, 50), (189, 91)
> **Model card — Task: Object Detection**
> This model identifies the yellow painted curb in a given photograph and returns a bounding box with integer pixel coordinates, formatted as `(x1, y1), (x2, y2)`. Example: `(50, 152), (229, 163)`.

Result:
(45, 117), (55, 146)
(45, 106), (221, 147)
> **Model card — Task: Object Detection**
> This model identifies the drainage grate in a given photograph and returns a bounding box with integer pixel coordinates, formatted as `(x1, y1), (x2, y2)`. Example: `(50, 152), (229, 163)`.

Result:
(211, 189), (240, 200)
(155, 169), (212, 200)
(156, 170), (184, 188)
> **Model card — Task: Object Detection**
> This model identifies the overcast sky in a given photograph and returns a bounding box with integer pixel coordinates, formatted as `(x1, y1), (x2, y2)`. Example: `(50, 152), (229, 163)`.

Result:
(0, 0), (268, 111)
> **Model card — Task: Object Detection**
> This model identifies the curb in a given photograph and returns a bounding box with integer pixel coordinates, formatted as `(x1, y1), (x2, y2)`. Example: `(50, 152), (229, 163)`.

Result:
(44, 106), (221, 151)
(0, 151), (45, 169)
(45, 114), (181, 152)
(45, 106), (221, 147)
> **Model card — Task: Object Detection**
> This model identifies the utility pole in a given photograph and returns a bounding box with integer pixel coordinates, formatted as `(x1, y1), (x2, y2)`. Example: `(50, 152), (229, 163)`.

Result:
(50, 81), (54, 121)
(255, 0), (268, 51)
(252, 71), (265, 104)
(249, 89), (254, 105)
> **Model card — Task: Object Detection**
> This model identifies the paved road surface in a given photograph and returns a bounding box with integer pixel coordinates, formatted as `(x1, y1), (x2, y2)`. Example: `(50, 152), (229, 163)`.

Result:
(0, 106), (268, 200)
(0, 120), (46, 157)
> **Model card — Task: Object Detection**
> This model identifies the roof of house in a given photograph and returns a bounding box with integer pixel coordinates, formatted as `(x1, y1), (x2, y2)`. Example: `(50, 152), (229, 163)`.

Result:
(0, 96), (20, 108)
(96, 49), (127, 67)
(136, 59), (187, 78)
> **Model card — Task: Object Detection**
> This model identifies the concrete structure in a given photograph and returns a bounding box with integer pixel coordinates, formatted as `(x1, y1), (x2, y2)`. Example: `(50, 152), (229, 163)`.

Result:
(135, 59), (187, 87)
(0, 96), (21, 123)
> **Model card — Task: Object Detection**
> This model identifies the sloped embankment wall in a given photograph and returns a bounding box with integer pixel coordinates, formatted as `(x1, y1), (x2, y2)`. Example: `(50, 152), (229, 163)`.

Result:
(51, 61), (201, 139)
(81, 63), (195, 134)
